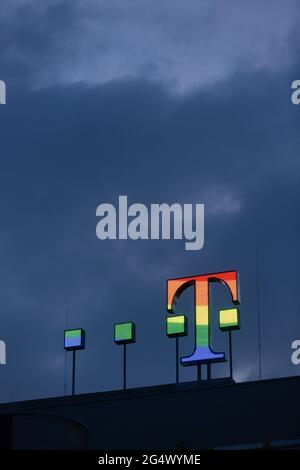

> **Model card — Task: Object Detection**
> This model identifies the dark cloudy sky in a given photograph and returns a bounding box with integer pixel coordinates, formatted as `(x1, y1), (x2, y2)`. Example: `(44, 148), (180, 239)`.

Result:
(0, 0), (299, 403)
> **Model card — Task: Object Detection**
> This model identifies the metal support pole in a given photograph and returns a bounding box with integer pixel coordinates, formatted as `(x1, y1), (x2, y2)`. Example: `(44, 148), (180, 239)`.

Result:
(256, 248), (262, 380)
(72, 350), (76, 396)
(175, 337), (179, 384)
(229, 330), (233, 379)
(123, 343), (127, 390)
(197, 363), (201, 381)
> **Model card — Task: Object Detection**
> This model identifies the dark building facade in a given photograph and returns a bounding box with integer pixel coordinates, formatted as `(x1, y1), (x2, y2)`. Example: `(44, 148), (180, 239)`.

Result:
(0, 375), (300, 450)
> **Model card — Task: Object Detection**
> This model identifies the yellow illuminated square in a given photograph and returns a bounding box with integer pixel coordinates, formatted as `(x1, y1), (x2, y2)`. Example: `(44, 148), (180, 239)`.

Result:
(219, 308), (240, 331)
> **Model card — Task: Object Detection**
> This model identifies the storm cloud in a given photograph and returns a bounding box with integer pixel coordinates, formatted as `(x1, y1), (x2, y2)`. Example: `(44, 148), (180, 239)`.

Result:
(0, 1), (299, 403)
(0, 0), (299, 92)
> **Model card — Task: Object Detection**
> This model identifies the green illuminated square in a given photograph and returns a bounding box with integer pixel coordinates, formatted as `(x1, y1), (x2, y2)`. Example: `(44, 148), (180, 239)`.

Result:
(219, 308), (240, 331)
(114, 322), (135, 344)
(166, 315), (187, 338)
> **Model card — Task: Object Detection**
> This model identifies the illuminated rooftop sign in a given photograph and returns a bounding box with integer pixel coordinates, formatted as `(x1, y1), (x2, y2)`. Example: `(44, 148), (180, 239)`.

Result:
(166, 315), (187, 338)
(64, 328), (85, 351)
(114, 322), (136, 344)
(167, 270), (240, 367)
(59, 270), (241, 392)
(219, 308), (240, 331)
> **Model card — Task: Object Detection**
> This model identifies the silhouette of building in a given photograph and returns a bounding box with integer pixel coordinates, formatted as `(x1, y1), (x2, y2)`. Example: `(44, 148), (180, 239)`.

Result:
(0, 375), (300, 449)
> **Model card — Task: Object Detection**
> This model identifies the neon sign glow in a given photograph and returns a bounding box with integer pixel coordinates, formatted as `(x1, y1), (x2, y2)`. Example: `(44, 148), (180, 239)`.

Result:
(64, 328), (85, 350)
(166, 315), (187, 338)
(167, 270), (240, 366)
(114, 322), (136, 344)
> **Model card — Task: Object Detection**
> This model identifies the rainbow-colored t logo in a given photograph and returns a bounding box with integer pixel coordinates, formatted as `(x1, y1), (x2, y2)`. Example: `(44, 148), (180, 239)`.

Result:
(167, 270), (240, 366)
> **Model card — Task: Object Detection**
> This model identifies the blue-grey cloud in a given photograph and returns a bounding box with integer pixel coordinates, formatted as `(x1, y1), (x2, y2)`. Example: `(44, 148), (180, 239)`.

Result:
(0, 0), (299, 92)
